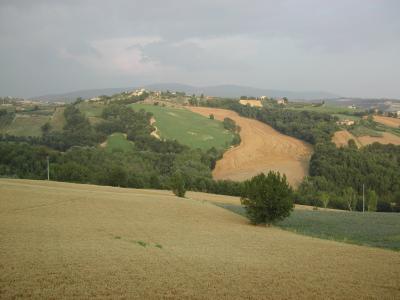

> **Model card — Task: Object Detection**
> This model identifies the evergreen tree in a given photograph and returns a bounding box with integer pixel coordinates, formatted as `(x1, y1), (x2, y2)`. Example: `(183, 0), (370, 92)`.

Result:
(171, 171), (186, 197)
(241, 172), (293, 225)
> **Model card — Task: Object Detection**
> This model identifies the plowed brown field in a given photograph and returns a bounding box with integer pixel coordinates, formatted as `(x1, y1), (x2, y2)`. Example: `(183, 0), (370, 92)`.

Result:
(333, 130), (400, 147)
(1, 179), (399, 299)
(188, 107), (312, 186)
(332, 130), (361, 147)
(238, 99), (263, 107)
(374, 115), (400, 128)
(357, 132), (400, 145)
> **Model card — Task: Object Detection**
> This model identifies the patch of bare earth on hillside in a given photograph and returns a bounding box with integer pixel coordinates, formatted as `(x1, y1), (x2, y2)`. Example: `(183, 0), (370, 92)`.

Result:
(332, 130), (361, 148)
(188, 107), (312, 187)
(357, 132), (400, 145)
(238, 99), (263, 107)
(0, 179), (399, 299)
(150, 117), (161, 139)
(373, 115), (400, 128)
(333, 130), (400, 147)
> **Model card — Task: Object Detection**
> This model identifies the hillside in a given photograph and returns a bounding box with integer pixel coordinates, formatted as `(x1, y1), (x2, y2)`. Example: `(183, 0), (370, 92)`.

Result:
(188, 107), (312, 186)
(130, 103), (234, 150)
(1, 179), (399, 299)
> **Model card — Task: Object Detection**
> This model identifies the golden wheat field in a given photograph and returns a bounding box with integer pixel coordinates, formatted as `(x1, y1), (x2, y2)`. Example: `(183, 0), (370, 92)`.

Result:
(188, 107), (312, 186)
(1, 179), (399, 299)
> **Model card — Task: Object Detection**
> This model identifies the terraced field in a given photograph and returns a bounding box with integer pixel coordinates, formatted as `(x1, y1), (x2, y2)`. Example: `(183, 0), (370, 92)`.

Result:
(1, 179), (399, 299)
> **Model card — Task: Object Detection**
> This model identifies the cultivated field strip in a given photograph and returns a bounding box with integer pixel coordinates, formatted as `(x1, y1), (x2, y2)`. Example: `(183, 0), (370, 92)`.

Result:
(188, 107), (312, 186)
(332, 129), (400, 147)
(1, 179), (399, 299)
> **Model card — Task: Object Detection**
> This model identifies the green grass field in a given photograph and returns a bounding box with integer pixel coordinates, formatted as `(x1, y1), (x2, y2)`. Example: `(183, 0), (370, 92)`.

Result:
(49, 107), (65, 131)
(1, 114), (49, 137)
(287, 103), (362, 114)
(332, 113), (361, 121)
(215, 203), (400, 250)
(130, 104), (234, 150)
(104, 133), (134, 152)
(77, 102), (104, 117)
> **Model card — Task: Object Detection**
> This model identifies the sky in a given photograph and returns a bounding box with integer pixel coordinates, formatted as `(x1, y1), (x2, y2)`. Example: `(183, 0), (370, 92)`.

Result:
(0, 0), (399, 98)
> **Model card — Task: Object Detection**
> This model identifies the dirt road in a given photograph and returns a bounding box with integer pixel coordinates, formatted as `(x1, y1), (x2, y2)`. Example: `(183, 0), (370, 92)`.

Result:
(188, 107), (312, 186)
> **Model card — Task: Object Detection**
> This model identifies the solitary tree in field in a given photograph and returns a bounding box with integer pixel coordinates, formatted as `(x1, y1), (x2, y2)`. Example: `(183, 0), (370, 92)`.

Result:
(367, 189), (377, 212)
(241, 172), (293, 225)
(342, 187), (358, 211)
(320, 192), (330, 209)
(171, 171), (186, 198)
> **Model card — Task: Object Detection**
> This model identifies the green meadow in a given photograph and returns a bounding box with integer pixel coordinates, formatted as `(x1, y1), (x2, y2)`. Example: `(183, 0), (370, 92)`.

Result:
(130, 104), (234, 150)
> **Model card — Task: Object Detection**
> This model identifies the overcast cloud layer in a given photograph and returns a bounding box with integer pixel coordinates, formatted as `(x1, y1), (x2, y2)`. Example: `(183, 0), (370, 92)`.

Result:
(0, 0), (399, 98)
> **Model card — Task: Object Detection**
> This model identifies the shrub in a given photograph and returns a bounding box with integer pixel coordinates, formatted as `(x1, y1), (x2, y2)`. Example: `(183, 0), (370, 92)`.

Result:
(241, 172), (294, 225)
(170, 171), (186, 197)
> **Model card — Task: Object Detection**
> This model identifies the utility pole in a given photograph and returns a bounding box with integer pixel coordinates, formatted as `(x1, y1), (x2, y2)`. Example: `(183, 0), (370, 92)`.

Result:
(362, 184), (365, 213)
(47, 156), (50, 181)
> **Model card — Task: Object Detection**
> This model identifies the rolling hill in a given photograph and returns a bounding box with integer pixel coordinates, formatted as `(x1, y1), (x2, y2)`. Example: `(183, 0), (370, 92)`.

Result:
(188, 107), (312, 186)
(130, 103), (234, 150)
(1, 179), (399, 299)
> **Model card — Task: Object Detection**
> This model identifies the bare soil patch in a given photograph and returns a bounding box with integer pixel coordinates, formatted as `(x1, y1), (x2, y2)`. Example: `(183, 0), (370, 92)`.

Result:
(239, 99), (263, 107)
(150, 117), (161, 139)
(333, 129), (400, 147)
(332, 130), (361, 148)
(357, 132), (400, 146)
(374, 115), (400, 128)
(188, 107), (312, 186)
(1, 179), (399, 299)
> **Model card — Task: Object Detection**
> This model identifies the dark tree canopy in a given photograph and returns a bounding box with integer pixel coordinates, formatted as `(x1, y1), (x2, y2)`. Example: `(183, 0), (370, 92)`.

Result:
(241, 172), (294, 224)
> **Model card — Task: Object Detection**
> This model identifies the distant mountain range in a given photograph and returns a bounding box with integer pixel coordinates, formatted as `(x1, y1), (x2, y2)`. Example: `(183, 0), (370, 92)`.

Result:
(30, 83), (340, 102)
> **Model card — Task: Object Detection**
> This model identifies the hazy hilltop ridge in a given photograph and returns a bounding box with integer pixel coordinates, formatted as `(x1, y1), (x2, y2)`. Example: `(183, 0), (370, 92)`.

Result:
(30, 83), (340, 103)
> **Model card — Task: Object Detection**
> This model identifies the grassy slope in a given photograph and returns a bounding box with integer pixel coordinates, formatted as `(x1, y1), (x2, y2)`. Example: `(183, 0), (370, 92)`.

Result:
(49, 107), (65, 131)
(1, 179), (399, 299)
(104, 133), (134, 152)
(286, 103), (362, 114)
(2, 114), (49, 136)
(130, 103), (233, 150)
(214, 203), (400, 250)
(77, 102), (104, 117)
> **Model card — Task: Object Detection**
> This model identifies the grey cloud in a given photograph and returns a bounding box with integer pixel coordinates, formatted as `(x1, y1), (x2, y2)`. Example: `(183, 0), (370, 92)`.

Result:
(0, 0), (399, 97)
